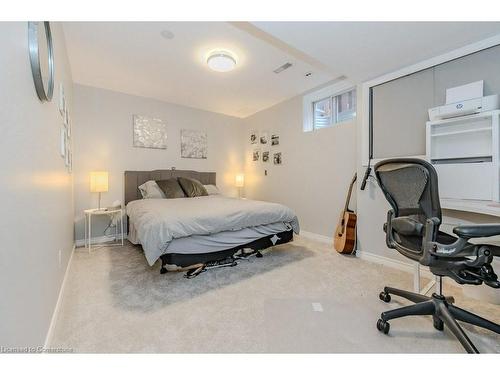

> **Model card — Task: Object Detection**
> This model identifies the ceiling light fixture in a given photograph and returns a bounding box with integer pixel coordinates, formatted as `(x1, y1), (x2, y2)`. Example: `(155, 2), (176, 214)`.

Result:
(207, 50), (237, 72)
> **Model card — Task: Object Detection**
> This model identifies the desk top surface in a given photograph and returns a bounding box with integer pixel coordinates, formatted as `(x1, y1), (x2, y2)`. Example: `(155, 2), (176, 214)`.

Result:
(441, 198), (500, 217)
(84, 208), (122, 215)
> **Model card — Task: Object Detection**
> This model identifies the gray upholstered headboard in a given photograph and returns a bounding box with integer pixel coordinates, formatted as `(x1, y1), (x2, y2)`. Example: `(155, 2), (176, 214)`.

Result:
(124, 169), (216, 205)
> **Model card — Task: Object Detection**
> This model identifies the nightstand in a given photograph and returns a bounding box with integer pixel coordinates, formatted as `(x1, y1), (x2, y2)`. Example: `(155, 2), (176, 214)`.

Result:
(84, 208), (124, 253)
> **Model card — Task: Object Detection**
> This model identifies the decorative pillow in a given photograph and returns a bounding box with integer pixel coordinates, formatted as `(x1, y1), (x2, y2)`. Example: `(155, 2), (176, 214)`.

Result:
(204, 184), (220, 195)
(155, 178), (187, 199)
(138, 180), (166, 199)
(178, 177), (208, 197)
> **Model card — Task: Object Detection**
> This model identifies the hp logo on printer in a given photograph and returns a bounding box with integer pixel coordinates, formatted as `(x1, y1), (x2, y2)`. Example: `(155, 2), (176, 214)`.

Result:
(456, 103), (463, 109)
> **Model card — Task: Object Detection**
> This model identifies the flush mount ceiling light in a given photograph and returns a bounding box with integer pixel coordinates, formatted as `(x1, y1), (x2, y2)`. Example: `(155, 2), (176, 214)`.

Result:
(206, 50), (237, 72)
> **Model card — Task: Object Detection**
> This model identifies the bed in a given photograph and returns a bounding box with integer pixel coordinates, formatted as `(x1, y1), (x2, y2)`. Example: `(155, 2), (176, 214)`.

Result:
(124, 169), (300, 275)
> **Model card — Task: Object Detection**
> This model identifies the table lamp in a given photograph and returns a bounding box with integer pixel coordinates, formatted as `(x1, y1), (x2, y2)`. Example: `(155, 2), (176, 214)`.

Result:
(235, 173), (244, 198)
(90, 171), (108, 210)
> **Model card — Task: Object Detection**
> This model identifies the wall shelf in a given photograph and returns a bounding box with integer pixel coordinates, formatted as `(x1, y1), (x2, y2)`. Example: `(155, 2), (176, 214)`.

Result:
(430, 127), (492, 137)
(427, 110), (496, 127)
(426, 110), (500, 202)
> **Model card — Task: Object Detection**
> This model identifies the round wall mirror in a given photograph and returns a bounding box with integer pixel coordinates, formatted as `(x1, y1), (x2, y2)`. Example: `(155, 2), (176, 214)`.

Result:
(28, 21), (54, 102)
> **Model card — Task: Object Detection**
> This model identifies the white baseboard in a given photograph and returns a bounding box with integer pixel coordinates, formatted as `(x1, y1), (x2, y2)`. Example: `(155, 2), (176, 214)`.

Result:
(298, 230), (435, 280)
(357, 250), (435, 279)
(44, 243), (75, 349)
(75, 233), (128, 248)
(299, 230), (332, 245)
(357, 250), (413, 272)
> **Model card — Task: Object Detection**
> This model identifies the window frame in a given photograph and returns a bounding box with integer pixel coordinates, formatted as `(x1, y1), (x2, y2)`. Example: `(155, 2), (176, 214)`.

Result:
(312, 96), (335, 130)
(303, 80), (356, 132)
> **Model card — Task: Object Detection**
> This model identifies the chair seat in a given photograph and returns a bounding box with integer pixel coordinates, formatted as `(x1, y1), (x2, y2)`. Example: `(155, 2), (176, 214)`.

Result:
(453, 224), (500, 239)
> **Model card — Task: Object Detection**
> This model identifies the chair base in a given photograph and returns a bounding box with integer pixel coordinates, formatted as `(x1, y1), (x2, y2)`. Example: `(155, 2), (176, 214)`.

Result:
(377, 286), (500, 353)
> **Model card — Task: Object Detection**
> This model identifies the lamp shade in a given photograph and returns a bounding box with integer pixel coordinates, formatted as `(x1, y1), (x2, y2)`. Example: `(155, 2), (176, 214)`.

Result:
(235, 173), (245, 188)
(90, 171), (109, 193)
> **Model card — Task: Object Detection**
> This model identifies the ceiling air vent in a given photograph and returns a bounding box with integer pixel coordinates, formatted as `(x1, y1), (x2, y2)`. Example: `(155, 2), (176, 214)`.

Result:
(273, 62), (293, 74)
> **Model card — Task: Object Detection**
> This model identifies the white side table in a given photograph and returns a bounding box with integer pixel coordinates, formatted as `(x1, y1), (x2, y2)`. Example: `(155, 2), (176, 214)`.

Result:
(84, 208), (124, 253)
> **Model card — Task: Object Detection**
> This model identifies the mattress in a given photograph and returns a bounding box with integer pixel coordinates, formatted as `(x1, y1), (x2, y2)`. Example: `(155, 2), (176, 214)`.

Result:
(126, 195), (299, 265)
(129, 220), (292, 254)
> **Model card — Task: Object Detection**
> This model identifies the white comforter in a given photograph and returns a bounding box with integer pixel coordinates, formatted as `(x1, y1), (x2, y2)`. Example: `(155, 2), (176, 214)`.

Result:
(126, 196), (300, 265)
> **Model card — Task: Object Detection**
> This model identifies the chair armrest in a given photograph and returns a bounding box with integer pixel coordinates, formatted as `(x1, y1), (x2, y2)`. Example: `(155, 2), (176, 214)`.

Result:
(453, 224), (500, 239)
(391, 217), (424, 236)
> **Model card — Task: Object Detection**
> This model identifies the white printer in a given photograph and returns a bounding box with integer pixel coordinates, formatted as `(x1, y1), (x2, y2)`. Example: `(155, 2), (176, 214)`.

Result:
(428, 94), (500, 121)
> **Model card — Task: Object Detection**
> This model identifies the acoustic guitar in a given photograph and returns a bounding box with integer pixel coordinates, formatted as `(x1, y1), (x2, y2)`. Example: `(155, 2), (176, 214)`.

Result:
(334, 173), (357, 254)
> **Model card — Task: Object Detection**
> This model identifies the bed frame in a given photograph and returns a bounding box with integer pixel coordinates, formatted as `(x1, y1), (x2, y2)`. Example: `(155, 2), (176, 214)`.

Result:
(124, 169), (216, 206)
(124, 169), (294, 275)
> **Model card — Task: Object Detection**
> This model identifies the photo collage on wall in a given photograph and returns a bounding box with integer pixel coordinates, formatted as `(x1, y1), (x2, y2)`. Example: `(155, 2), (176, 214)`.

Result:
(58, 83), (72, 173)
(250, 130), (281, 165)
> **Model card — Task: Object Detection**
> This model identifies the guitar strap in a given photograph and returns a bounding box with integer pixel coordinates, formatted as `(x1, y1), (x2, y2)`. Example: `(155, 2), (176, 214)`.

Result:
(361, 86), (374, 191)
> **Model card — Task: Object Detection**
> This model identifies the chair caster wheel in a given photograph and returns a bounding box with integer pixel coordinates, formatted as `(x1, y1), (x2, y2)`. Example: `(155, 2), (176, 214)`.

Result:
(433, 318), (444, 331)
(377, 319), (390, 334)
(256, 251), (263, 258)
(379, 291), (391, 303)
(160, 267), (167, 274)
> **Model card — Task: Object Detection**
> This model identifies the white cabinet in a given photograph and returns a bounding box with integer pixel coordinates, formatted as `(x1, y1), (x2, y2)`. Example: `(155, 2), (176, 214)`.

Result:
(426, 110), (500, 202)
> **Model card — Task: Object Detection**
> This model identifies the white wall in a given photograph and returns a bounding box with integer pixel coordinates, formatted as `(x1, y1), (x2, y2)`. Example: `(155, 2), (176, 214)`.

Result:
(0, 22), (74, 347)
(243, 94), (357, 238)
(73, 85), (245, 240)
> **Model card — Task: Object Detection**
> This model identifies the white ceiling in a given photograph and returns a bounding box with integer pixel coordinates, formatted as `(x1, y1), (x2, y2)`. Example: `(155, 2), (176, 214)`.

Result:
(252, 22), (500, 83)
(62, 22), (333, 118)
(63, 22), (500, 118)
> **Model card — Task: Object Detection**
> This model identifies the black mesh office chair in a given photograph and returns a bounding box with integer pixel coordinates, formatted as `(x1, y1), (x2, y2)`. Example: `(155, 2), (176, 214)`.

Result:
(373, 158), (500, 353)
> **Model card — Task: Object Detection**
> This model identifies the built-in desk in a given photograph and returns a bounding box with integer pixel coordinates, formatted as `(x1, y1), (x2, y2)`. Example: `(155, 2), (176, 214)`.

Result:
(438, 199), (500, 304)
(441, 198), (500, 217)
(414, 198), (500, 304)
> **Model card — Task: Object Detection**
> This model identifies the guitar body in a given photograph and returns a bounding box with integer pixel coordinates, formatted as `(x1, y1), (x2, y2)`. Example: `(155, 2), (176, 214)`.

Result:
(334, 211), (357, 254)
(333, 173), (357, 254)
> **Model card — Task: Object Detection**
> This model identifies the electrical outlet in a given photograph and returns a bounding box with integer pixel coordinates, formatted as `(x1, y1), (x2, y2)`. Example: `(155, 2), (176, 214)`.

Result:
(312, 302), (324, 312)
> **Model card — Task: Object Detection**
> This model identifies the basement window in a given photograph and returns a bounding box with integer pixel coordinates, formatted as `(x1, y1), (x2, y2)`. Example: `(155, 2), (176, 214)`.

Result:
(303, 82), (356, 132)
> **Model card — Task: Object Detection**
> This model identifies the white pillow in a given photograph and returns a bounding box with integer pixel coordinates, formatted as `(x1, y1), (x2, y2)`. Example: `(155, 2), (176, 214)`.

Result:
(138, 180), (166, 199)
(204, 184), (220, 195)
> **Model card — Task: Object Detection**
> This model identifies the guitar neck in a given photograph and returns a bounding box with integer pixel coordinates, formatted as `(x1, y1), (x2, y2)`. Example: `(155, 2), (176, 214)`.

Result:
(343, 174), (357, 212)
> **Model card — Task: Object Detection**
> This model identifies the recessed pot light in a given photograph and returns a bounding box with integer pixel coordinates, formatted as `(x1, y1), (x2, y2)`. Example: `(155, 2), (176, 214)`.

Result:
(160, 29), (175, 40)
(207, 50), (237, 72)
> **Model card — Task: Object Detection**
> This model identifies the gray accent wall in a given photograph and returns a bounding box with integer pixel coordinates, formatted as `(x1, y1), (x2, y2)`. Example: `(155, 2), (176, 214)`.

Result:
(0, 23), (75, 347)
(372, 44), (500, 159)
(372, 69), (434, 158)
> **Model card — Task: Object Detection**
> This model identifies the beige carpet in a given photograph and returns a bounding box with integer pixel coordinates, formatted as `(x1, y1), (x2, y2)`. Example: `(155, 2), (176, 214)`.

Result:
(50, 236), (500, 353)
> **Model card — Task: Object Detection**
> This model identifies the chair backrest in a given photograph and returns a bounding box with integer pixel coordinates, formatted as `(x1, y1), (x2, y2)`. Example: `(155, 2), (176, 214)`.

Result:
(374, 158), (442, 229)
(375, 159), (500, 287)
